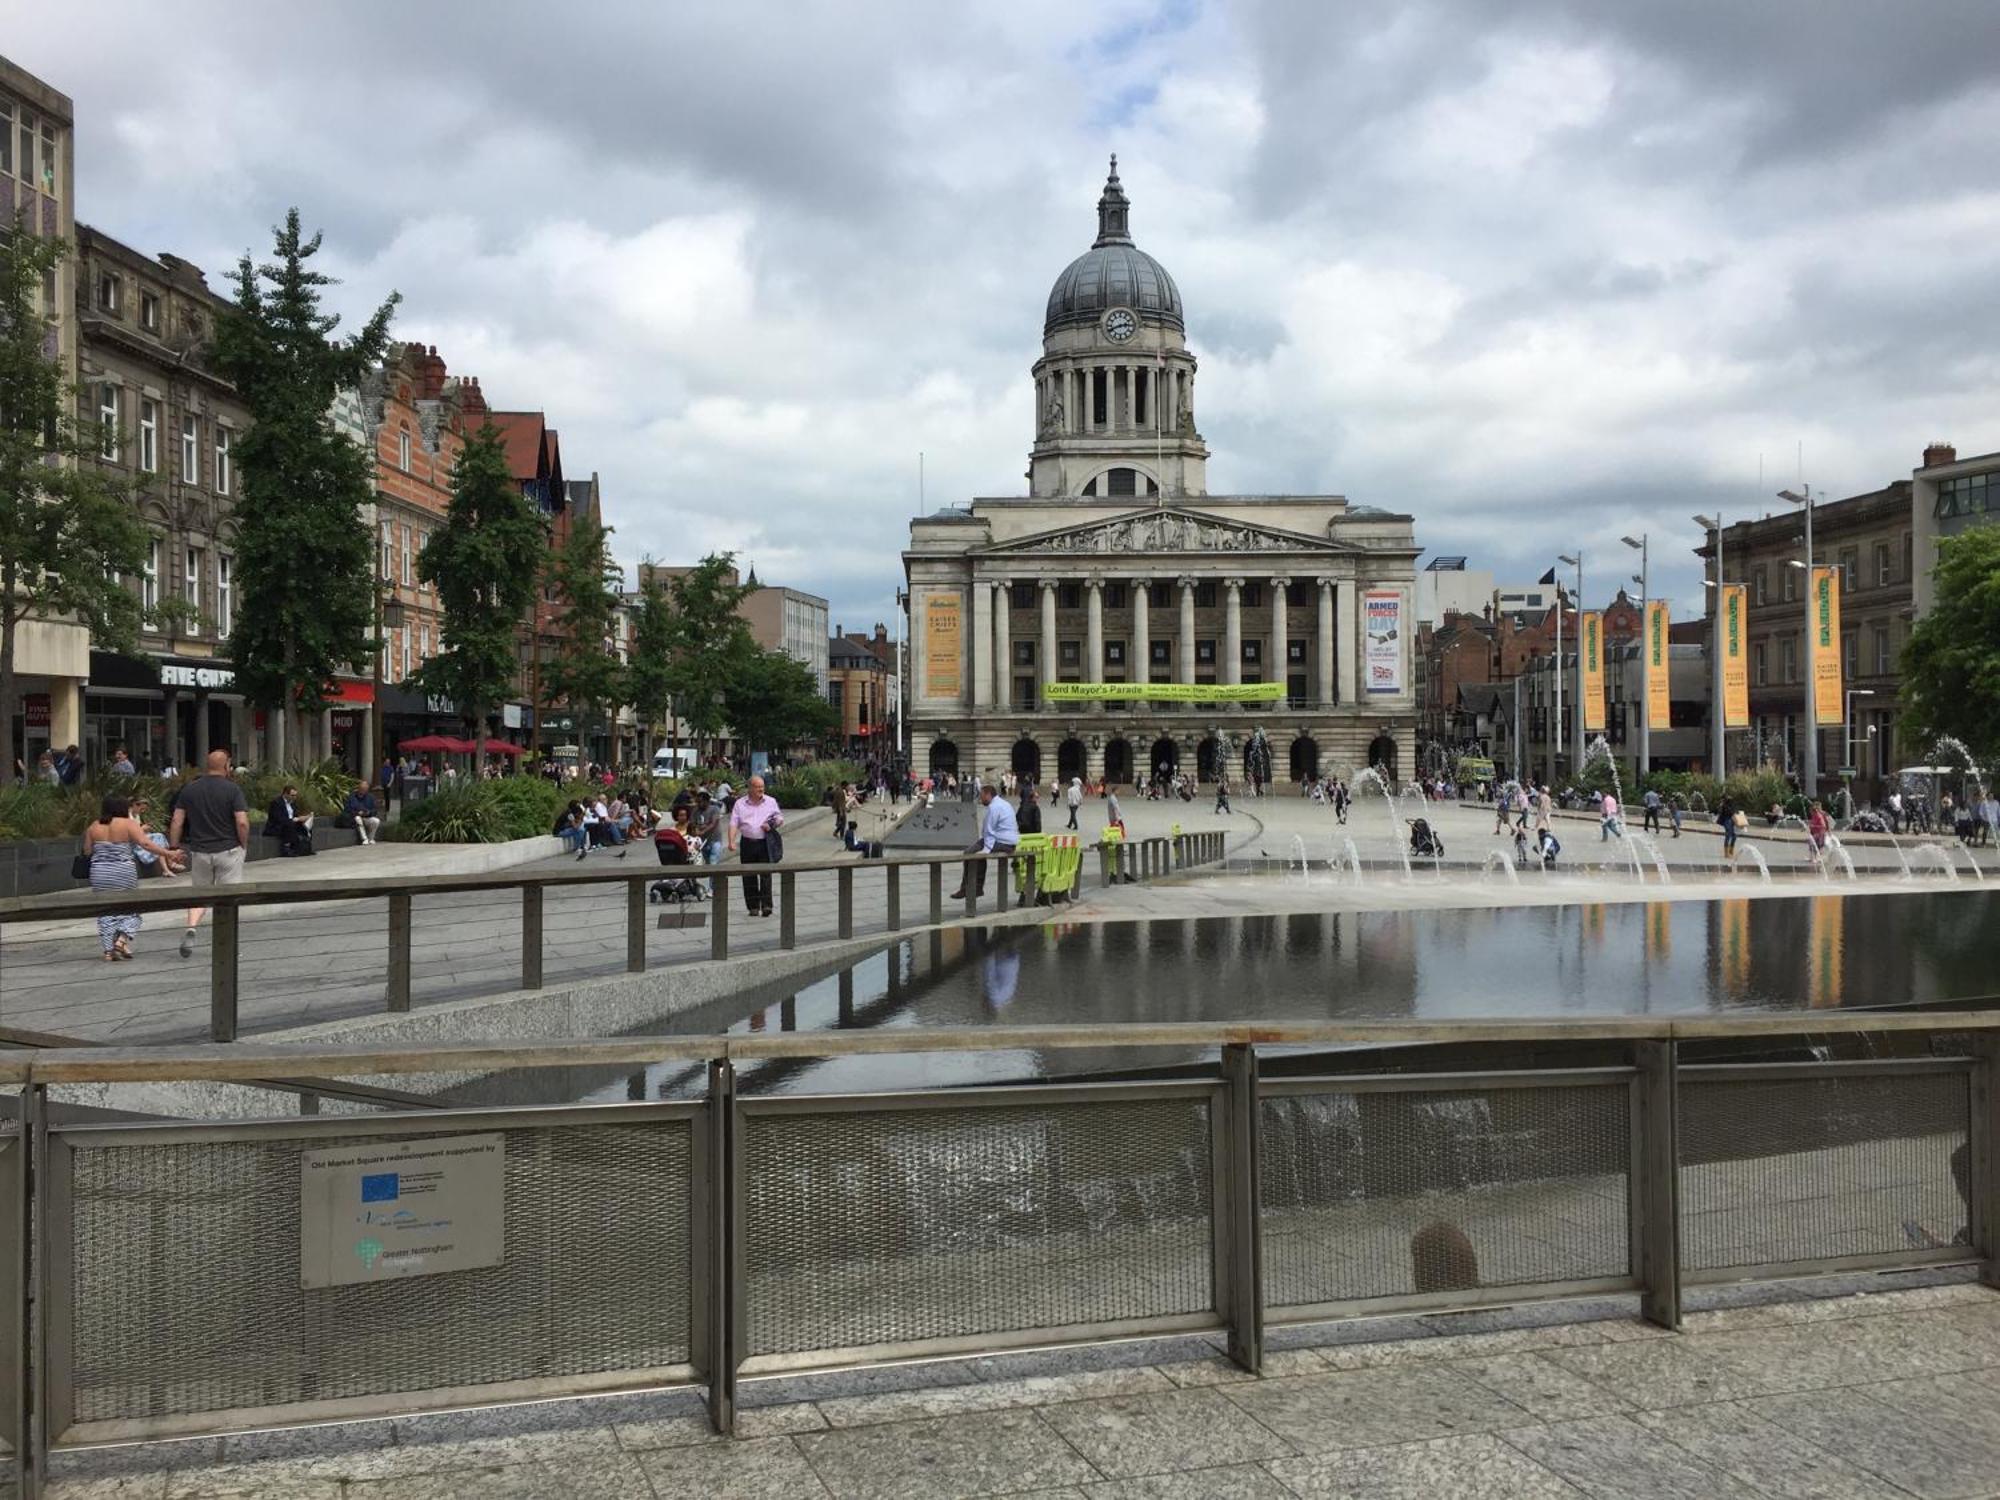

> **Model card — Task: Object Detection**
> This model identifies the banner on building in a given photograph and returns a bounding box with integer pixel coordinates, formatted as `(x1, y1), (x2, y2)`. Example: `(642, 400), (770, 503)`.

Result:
(1645, 600), (1671, 732)
(1721, 584), (1749, 728)
(1579, 611), (1605, 733)
(1811, 565), (1843, 723)
(1042, 681), (1282, 702)
(923, 593), (962, 699)
(1363, 590), (1403, 695)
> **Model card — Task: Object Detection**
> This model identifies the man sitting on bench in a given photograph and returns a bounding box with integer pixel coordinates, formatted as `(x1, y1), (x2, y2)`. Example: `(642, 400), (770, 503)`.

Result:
(263, 784), (315, 857)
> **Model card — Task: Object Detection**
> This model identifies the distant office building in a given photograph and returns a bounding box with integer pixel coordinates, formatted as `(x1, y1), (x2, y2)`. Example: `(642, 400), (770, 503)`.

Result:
(1912, 440), (2000, 617)
(1414, 558), (1492, 626)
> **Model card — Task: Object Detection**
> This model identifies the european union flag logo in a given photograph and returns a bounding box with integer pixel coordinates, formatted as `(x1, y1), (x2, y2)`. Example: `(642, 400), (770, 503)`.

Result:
(360, 1173), (400, 1203)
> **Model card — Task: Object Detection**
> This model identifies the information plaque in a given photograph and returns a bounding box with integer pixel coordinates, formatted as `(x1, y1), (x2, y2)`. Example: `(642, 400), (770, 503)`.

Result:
(300, 1133), (506, 1289)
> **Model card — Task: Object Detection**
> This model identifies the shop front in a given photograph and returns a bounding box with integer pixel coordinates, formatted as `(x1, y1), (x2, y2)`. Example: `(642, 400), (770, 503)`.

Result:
(84, 653), (242, 774)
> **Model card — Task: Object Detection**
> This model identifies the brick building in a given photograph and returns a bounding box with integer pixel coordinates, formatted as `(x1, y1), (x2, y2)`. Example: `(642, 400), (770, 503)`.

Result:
(828, 625), (894, 759)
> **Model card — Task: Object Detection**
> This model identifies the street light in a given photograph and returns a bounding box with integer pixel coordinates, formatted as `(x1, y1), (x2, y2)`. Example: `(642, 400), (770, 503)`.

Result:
(1693, 514), (1725, 779)
(1779, 487), (1817, 796)
(1622, 533), (1649, 778)
(370, 582), (406, 779)
(1557, 551), (1583, 775)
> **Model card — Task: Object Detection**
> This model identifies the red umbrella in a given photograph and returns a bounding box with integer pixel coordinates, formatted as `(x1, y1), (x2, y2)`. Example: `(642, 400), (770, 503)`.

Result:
(437, 737), (480, 755)
(398, 735), (455, 753)
(481, 740), (529, 757)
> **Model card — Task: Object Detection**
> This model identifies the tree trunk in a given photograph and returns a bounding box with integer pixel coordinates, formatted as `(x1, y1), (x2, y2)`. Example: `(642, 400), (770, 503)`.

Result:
(473, 698), (487, 777)
(0, 569), (19, 786)
(270, 684), (288, 770)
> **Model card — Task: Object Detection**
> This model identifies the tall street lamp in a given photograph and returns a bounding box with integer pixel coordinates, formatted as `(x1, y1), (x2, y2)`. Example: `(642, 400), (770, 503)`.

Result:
(370, 582), (406, 778)
(1622, 533), (1649, 779)
(1694, 514), (1724, 779)
(1548, 567), (1565, 787)
(1779, 487), (1816, 797)
(1558, 551), (1583, 774)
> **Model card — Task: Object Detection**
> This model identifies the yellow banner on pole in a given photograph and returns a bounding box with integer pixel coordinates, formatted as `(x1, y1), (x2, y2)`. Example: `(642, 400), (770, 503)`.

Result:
(1811, 565), (1843, 723)
(1721, 584), (1749, 728)
(923, 594), (962, 698)
(1042, 681), (1283, 702)
(1645, 600), (1671, 733)
(1580, 612), (1605, 733)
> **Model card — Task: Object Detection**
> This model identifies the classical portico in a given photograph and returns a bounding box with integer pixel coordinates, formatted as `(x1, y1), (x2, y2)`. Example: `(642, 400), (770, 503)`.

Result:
(905, 161), (1418, 787)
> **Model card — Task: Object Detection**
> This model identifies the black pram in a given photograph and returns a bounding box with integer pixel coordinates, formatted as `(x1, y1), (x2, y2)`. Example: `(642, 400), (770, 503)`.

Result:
(1409, 818), (1444, 858)
(650, 830), (706, 904)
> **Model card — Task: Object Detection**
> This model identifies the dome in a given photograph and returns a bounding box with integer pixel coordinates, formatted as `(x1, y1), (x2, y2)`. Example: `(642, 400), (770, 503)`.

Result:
(1043, 158), (1184, 337)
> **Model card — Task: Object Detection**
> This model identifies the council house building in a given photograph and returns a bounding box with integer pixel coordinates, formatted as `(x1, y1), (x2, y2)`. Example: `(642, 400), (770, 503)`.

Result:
(904, 159), (1418, 789)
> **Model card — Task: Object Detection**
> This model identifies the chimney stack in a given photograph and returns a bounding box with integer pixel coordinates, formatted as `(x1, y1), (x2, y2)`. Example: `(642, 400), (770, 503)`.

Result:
(1923, 440), (1957, 469)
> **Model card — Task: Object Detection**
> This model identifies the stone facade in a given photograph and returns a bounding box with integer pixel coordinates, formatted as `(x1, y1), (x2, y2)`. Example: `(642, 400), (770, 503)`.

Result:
(75, 224), (251, 768)
(906, 161), (1418, 789)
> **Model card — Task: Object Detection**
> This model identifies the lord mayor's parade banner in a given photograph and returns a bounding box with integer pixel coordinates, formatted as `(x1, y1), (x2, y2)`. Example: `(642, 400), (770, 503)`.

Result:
(1646, 600), (1672, 732)
(1041, 681), (1284, 702)
(1721, 584), (1749, 727)
(1811, 565), (1843, 723)
(1580, 611), (1605, 733)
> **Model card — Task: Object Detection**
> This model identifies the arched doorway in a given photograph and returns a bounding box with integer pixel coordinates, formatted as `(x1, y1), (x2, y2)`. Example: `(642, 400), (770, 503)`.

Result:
(1010, 738), (1041, 783)
(1289, 735), (1319, 783)
(929, 739), (959, 777)
(1242, 730), (1273, 789)
(1056, 736), (1087, 785)
(1103, 737), (1132, 786)
(1150, 737), (1178, 782)
(1197, 736), (1222, 783)
(1367, 733), (1397, 779)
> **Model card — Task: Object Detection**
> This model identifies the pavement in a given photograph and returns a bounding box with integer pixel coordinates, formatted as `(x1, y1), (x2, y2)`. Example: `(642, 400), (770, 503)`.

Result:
(33, 1272), (2000, 1498)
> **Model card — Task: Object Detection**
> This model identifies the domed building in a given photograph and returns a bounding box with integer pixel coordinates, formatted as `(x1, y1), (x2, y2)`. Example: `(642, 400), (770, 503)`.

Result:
(904, 160), (1419, 789)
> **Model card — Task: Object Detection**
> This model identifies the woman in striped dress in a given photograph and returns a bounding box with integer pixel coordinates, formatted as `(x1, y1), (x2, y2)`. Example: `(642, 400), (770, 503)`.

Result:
(83, 796), (168, 961)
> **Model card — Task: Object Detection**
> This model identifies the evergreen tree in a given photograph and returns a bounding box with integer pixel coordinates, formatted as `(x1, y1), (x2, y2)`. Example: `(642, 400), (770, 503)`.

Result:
(410, 423), (547, 772)
(0, 228), (150, 779)
(1902, 525), (2000, 760)
(663, 552), (757, 754)
(623, 569), (678, 766)
(541, 509), (624, 762)
(210, 210), (397, 766)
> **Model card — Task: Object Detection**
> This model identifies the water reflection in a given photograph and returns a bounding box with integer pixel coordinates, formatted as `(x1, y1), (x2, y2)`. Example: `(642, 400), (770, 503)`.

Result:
(549, 890), (1995, 1101)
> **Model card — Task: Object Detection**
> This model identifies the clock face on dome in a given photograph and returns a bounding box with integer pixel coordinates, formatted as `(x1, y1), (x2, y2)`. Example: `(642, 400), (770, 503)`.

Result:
(1102, 308), (1138, 343)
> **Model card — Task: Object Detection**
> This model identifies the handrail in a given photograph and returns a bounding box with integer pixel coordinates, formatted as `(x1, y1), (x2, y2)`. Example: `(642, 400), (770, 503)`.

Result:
(22, 1008), (2000, 1084)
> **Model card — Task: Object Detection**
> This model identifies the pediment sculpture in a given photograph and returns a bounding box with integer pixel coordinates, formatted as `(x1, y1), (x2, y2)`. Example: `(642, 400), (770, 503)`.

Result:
(1004, 511), (1327, 555)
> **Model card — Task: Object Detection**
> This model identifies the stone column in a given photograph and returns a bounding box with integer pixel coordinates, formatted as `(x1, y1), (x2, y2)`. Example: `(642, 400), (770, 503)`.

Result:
(971, 578), (993, 709)
(992, 580), (1011, 709)
(1070, 367), (1083, 434)
(1270, 577), (1289, 702)
(1085, 578), (1104, 687)
(1336, 578), (1359, 703)
(1040, 580), (1058, 704)
(1223, 578), (1243, 687)
(1178, 578), (1196, 687)
(194, 690), (211, 760)
(1131, 577), (1150, 706)
(1316, 578), (1336, 705)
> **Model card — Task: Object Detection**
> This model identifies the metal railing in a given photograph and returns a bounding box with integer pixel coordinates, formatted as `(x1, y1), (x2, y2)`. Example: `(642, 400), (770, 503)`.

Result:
(0, 1009), (1993, 1491)
(0, 833), (1228, 1046)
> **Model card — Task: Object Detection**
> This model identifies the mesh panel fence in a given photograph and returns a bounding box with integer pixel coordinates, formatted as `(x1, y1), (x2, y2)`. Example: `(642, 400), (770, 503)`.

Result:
(60, 1115), (693, 1429)
(1679, 1071), (1970, 1274)
(0, 1100), (18, 1459)
(1261, 1082), (1632, 1309)
(742, 1095), (1215, 1357)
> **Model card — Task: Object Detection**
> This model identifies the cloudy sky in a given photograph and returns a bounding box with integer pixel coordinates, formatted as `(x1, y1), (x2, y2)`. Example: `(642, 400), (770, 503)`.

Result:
(14, 0), (2000, 629)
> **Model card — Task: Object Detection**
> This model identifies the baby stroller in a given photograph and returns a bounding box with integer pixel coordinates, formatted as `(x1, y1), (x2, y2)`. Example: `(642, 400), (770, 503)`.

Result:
(1409, 818), (1444, 859)
(649, 829), (706, 904)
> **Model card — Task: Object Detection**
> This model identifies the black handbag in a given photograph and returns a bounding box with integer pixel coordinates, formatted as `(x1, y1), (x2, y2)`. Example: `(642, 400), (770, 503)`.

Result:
(71, 851), (90, 880)
(764, 827), (785, 863)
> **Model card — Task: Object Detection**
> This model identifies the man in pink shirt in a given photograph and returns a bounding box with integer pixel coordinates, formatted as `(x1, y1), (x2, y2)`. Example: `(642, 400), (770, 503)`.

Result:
(726, 775), (784, 917)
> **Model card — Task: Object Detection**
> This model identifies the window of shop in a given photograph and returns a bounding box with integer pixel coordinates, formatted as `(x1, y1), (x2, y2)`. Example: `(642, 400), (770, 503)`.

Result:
(97, 384), (119, 460)
(184, 546), (203, 617)
(217, 555), (233, 637)
(214, 426), (232, 494)
(141, 537), (160, 615)
(180, 414), (199, 484)
(139, 399), (158, 472)
(84, 694), (164, 774)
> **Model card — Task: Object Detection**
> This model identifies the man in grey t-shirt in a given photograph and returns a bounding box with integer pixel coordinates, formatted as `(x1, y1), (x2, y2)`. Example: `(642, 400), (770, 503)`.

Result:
(169, 749), (250, 960)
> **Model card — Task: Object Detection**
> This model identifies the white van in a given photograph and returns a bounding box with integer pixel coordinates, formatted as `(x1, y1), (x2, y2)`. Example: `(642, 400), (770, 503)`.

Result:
(651, 746), (700, 778)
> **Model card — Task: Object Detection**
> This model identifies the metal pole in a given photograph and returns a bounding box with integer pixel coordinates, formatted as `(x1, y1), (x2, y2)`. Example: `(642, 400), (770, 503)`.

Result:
(1710, 519), (1726, 779)
(1219, 1043), (1263, 1373)
(1550, 592), (1563, 786)
(1802, 490), (1818, 800)
(1637, 536), (1650, 779)
(1635, 1040), (1681, 1329)
(704, 1058), (737, 1434)
(1572, 552), (1586, 774)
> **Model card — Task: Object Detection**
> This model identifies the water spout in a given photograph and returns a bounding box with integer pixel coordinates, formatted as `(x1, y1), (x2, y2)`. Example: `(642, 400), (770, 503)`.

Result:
(1738, 844), (1773, 884)
(1481, 849), (1520, 886)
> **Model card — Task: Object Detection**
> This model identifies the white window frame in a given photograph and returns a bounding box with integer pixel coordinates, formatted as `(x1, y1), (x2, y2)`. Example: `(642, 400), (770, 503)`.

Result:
(183, 545), (202, 615)
(214, 426), (232, 495)
(217, 554), (233, 637)
(0, 102), (11, 178)
(397, 427), (412, 472)
(138, 399), (158, 473)
(97, 384), (119, 461)
(141, 537), (160, 616)
(140, 292), (160, 332)
(180, 415), (199, 484)
(379, 520), (394, 580)
(401, 526), (412, 587)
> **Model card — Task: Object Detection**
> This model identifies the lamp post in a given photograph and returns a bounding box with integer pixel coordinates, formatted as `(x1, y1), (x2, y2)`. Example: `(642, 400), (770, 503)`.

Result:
(1622, 533), (1649, 779)
(1779, 487), (1816, 797)
(1548, 575), (1563, 787)
(369, 581), (406, 779)
(1694, 514), (1724, 779)
(1558, 551), (1583, 775)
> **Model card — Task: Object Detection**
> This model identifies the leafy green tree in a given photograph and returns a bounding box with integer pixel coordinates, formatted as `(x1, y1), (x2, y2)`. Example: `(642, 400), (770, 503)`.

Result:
(0, 229), (151, 779)
(1902, 525), (2000, 760)
(723, 643), (837, 757)
(411, 424), (547, 772)
(622, 569), (678, 765)
(662, 553), (756, 753)
(210, 209), (397, 766)
(541, 508), (624, 762)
